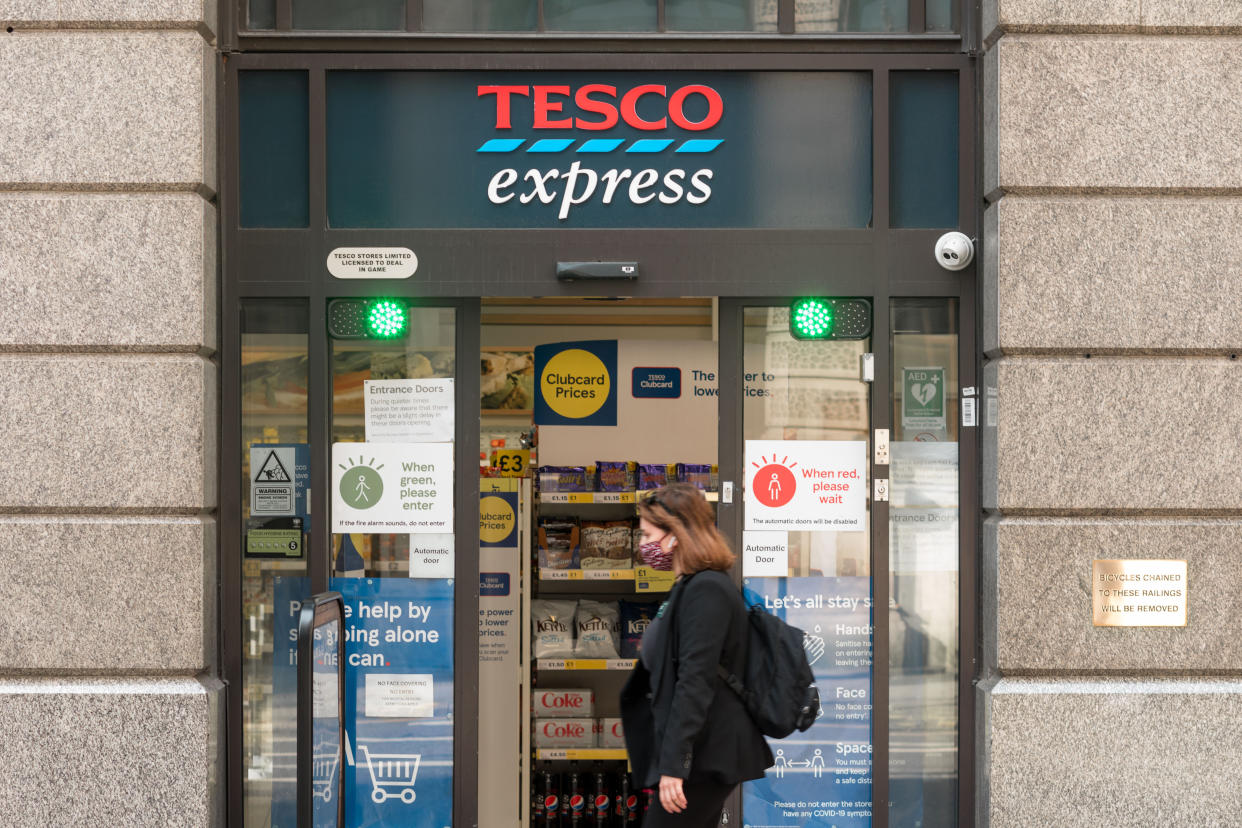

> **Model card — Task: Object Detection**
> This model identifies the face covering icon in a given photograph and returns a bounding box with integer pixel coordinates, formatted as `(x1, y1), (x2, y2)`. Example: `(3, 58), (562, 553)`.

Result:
(640, 540), (673, 571)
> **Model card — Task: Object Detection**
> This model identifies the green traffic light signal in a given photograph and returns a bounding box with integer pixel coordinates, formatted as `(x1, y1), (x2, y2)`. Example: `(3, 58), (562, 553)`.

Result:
(791, 297), (835, 340)
(788, 297), (873, 341)
(367, 299), (407, 338)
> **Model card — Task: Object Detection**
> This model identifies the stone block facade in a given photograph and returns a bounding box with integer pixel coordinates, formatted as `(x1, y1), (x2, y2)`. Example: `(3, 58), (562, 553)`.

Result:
(981, 5), (1241, 826)
(0, 6), (219, 827)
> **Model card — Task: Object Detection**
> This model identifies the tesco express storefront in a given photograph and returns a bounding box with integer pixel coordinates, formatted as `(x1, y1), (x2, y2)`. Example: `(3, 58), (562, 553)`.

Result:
(223, 51), (976, 828)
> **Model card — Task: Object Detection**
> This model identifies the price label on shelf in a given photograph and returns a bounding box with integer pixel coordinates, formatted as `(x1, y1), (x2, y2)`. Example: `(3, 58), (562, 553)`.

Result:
(594, 491), (636, 504)
(635, 566), (676, 593)
(537, 749), (629, 761)
(583, 569), (635, 581)
(541, 492), (592, 504)
(539, 569), (584, 581)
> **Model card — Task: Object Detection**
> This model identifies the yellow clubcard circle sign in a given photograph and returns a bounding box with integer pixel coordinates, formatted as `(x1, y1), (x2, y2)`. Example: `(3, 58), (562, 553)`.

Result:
(540, 348), (612, 419)
(478, 495), (517, 545)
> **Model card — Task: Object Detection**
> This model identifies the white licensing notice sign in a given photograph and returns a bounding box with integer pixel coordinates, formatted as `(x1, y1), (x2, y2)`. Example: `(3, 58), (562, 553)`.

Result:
(744, 440), (867, 532)
(331, 442), (454, 533)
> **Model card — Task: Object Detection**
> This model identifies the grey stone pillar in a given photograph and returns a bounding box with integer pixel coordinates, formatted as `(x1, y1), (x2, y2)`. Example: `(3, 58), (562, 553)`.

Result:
(981, 3), (1242, 825)
(0, 5), (220, 827)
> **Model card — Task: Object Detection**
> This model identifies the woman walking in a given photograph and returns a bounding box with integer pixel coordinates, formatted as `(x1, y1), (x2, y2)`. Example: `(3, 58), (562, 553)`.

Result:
(621, 483), (773, 826)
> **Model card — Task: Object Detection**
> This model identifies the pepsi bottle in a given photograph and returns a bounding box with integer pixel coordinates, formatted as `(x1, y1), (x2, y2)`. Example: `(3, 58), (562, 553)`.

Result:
(563, 771), (586, 825)
(590, 771), (611, 825)
(536, 771), (560, 826)
(616, 773), (639, 824)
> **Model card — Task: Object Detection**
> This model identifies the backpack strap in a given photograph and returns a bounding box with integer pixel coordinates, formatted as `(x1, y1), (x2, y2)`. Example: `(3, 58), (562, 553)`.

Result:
(716, 665), (748, 701)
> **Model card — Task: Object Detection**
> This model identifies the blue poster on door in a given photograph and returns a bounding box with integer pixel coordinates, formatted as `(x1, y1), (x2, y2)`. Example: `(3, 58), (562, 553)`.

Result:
(741, 576), (873, 828)
(272, 576), (455, 828)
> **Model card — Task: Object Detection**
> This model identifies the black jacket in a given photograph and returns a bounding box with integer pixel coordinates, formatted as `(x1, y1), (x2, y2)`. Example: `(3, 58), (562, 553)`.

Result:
(620, 570), (774, 787)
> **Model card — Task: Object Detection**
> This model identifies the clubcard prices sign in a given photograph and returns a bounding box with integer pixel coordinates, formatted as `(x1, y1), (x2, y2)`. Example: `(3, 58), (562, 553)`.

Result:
(534, 340), (618, 427)
(745, 440), (867, 532)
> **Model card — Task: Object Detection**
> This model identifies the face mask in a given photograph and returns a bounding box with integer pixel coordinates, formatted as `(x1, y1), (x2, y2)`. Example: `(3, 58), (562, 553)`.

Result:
(640, 540), (673, 571)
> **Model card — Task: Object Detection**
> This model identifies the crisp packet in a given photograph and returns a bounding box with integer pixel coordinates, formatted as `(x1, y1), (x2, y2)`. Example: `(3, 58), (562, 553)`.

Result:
(538, 466), (588, 492)
(637, 463), (668, 491)
(595, 461), (636, 492)
(538, 518), (579, 570)
(676, 463), (712, 491)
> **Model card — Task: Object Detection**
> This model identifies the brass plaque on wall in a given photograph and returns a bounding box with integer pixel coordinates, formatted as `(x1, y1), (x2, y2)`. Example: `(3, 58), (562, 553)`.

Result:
(1093, 559), (1187, 627)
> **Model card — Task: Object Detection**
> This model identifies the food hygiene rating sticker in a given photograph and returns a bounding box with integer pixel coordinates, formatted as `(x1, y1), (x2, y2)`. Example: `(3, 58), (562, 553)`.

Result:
(533, 340), (618, 426)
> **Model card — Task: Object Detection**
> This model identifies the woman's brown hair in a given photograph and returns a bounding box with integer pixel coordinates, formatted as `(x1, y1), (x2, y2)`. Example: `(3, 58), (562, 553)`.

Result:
(637, 482), (736, 574)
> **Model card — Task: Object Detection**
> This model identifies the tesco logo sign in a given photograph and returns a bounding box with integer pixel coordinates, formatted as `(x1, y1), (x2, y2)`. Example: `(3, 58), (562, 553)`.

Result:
(478, 84), (724, 131)
(476, 81), (725, 220)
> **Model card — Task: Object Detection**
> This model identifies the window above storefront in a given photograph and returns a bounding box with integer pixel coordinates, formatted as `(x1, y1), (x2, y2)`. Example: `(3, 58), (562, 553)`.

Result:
(241, 0), (958, 37)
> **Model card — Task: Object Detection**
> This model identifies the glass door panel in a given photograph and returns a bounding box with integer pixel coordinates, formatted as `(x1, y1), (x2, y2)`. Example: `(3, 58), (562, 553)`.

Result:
(889, 298), (960, 828)
(328, 305), (457, 828)
(240, 299), (310, 828)
(739, 305), (874, 827)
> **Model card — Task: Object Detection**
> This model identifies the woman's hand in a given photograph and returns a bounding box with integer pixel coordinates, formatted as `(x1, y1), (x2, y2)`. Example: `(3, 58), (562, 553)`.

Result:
(658, 774), (688, 814)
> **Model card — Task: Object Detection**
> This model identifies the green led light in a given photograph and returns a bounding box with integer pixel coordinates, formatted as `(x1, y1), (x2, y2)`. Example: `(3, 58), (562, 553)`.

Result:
(791, 298), (834, 340)
(367, 299), (407, 339)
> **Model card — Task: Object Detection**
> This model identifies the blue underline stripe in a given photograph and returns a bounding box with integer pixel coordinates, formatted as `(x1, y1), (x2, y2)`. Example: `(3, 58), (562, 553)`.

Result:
(675, 139), (724, 153)
(476, 139), (525, 153)
(577, 139), (626, 153)
(527, 139), (576, 153)
(626, 139), (675, 153)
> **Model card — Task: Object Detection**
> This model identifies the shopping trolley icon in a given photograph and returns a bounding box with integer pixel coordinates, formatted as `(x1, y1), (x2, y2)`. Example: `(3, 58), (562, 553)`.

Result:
(359, 745), (421, 804)
(312, 745), (340, 803)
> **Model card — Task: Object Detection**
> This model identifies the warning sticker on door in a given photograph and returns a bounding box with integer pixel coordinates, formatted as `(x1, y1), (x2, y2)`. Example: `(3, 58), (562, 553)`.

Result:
(744, 440), (867, 532)
(251, 446), (296, 516)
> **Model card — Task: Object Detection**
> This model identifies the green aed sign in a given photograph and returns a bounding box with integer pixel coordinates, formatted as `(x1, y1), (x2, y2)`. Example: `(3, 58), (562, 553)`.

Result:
(902, 366), (946, 438)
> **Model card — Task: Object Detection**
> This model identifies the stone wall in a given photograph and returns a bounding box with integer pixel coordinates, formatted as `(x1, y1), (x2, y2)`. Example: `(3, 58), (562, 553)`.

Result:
(981, 3), (1242, 824)
(0, 4), (220, 826)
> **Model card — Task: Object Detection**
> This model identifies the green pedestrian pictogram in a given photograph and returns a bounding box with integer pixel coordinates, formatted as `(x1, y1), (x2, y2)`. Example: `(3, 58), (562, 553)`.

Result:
(339, 457), (384, 509)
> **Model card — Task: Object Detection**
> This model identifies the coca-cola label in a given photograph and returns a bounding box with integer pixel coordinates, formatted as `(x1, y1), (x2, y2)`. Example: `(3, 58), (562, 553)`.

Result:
(533, 717), (596, 747)
(544, 721), (585, 737)
(597, 717), (625, 747)
(533, 689), (594, 718)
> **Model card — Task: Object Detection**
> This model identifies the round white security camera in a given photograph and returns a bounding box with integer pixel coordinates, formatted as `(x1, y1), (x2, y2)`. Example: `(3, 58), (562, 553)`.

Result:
(934, 232), (974, 271)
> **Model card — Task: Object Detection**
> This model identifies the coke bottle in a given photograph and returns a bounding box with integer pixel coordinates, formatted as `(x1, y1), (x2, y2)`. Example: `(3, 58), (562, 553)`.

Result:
(563, 771), (586, 825)
(616, 773), (639, 824)
(590, 771), (611, 825)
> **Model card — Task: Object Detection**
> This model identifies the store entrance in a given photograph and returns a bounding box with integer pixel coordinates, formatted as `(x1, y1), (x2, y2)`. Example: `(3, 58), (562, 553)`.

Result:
(236, 293), (963, 828)
(468, 296), (961, 828)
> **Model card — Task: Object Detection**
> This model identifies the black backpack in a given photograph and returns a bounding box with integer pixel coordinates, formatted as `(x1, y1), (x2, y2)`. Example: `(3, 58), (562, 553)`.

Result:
(717, 603), (819, 739)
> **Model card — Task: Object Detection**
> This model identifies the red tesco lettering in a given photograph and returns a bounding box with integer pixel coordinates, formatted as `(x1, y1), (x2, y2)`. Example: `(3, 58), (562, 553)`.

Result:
(478, 84), (723, 131)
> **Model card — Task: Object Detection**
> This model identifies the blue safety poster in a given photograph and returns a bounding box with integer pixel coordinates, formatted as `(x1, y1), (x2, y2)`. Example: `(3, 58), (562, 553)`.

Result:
(272, 577), (455, 828)
(742, 576), (873, 828)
